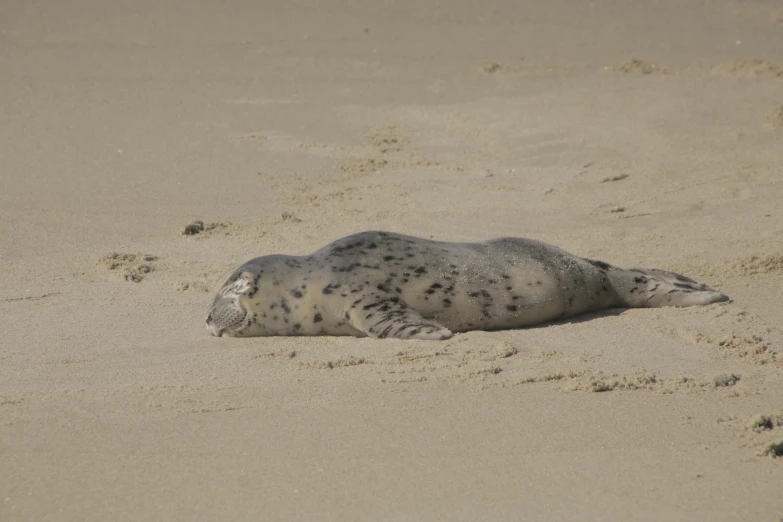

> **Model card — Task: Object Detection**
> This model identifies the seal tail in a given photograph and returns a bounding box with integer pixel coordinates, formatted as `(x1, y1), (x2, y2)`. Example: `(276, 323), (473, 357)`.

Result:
(606, 266), (729, 308)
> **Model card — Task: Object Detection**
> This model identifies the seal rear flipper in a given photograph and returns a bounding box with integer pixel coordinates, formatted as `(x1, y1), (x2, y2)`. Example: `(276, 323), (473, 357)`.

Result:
(345, 293), (453, 340)
(612, 267), (730, 308)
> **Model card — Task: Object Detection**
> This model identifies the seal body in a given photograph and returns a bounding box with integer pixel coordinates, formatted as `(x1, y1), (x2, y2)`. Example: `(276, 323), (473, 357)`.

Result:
(206, 231), (729, 340)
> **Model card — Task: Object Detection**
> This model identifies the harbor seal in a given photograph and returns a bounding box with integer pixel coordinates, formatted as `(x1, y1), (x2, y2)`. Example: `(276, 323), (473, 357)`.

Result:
(206, 231), (729, 340)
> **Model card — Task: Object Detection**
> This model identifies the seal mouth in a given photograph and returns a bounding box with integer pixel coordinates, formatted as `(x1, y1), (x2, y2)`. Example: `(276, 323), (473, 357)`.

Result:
(205, 311), (222, 337)
(205, 319), (223, 337)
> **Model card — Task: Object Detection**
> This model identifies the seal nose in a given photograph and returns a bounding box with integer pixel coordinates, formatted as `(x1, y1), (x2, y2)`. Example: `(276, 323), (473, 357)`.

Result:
(205, 312), (223, 337)
(206, 321), (223, 337)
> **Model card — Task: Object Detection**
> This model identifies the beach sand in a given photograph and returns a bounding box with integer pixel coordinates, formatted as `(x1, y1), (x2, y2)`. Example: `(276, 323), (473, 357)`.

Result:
(2, 0), (783, 519)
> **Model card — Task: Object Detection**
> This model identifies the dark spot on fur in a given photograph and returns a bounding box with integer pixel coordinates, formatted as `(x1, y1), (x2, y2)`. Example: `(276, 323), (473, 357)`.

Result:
(587, 259), (613, 271)
(338, 262), (362, 273)
(322, 283), (341, 295)
(505, 304), (518, 312)
(313, 313), (323, 323)
(331, 240), (365, 254)
(291, 290), (303, 299)
(379, 324), (395, 338)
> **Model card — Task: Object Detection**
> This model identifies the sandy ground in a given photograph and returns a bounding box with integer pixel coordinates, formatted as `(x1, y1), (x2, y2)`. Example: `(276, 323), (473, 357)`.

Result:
(2, 0), (783, 520)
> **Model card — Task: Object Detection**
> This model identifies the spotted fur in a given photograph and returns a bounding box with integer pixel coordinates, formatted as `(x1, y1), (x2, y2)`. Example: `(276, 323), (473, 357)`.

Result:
(205, 231), (729, 340)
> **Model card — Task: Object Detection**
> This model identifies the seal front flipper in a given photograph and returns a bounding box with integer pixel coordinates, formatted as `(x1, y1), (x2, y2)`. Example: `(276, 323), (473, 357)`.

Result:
(345, 293), (453, 340)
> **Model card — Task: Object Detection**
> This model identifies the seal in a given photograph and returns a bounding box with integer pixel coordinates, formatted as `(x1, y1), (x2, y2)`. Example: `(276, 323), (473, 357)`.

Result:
(206, 231), (729, 340)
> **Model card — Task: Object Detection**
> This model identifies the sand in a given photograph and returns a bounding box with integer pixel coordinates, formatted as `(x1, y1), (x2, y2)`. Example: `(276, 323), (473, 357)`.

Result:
(2, 0), (783, 519)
